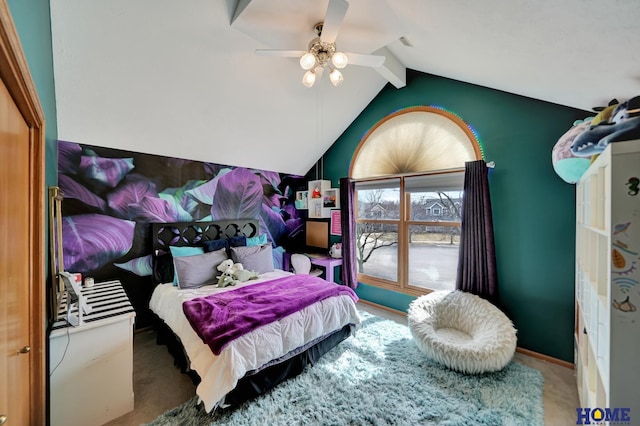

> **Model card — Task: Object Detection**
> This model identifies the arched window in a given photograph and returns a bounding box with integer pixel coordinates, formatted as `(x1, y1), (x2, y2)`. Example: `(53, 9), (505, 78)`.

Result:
(350, 106), (482, 295)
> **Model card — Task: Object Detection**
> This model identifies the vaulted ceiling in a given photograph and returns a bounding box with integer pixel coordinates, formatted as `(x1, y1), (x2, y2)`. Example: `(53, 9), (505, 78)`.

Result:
(50, 0), (640, 175)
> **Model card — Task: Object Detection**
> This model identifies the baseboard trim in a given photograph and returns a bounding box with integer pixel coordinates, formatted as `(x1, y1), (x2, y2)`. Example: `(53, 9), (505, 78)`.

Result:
(357, 299), (575, 370)
(357, 299), (407, 317)
(515, 347), (574, 369)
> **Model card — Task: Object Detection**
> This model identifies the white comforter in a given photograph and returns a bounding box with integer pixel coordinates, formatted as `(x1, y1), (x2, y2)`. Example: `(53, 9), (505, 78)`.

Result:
(149, 270), (361, 412)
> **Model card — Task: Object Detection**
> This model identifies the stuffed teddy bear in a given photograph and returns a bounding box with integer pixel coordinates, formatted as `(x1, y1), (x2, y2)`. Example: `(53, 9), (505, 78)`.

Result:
(216, 259), (244, 275)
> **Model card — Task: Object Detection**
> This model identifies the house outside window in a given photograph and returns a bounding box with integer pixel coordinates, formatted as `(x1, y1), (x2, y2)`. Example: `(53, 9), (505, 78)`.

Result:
(350, 106), (482, 296)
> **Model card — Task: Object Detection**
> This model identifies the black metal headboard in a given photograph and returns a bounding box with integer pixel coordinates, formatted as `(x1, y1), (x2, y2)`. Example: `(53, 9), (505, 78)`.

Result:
(151, 219), (260, 252)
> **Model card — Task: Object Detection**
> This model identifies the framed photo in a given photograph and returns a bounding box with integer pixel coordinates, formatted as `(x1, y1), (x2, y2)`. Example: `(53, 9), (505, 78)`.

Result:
(295, 191), (308, 209)
(330, 210), (342, 235)
(322, 188), (339, 209)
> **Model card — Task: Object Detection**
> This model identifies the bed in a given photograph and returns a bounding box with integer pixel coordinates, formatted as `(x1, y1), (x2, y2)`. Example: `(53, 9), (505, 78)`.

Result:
(148, 219), (361, 413)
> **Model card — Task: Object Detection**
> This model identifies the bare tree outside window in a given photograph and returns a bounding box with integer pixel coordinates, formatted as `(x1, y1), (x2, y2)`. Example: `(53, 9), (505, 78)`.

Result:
(355, 186), (399, 278)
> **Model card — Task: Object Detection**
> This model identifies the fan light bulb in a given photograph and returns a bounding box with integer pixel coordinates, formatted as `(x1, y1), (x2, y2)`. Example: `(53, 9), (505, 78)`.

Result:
(331, 51), (348, 69)
(302, 70), (316, 87)
(300, 52), (316, 70)
(329, 68), (343, 86)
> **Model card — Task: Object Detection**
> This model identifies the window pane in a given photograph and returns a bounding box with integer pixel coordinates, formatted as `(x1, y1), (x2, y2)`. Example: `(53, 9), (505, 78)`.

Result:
(356, 180), (401, 220)
(408, 224), (460, 291)
(356, 222), (398, 282)
(409, 190), (463, 221)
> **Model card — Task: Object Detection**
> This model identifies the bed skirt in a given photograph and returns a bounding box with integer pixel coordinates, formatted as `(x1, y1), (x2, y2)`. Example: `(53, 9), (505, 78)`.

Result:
(151, 312), (355, 407)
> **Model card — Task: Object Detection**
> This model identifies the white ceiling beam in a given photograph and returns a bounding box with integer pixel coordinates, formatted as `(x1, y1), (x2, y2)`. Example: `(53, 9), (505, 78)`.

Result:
(373, 46), (406, 89)
(231, 0), (253, 24)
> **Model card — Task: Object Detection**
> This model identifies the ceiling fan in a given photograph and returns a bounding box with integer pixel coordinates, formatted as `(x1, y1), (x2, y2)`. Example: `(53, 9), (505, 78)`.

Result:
(255, 0), (385, 87)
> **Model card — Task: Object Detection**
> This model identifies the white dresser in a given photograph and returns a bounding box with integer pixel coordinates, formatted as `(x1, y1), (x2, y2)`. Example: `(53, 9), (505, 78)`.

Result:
(49, 280), (136, 426)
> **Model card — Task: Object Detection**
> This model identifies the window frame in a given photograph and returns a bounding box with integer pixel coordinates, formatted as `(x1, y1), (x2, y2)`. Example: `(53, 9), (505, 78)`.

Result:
(355, 169), (465, 296)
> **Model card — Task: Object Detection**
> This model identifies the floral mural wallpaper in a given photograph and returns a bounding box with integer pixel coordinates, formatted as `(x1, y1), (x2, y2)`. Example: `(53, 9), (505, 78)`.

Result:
(57, 140), (307, 327)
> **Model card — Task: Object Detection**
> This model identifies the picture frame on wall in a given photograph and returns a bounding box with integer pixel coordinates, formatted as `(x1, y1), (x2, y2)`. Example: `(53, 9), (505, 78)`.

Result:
(322, 188), (339, 209)
(295, 191), (308, 209)
(330, 210), (341, 236)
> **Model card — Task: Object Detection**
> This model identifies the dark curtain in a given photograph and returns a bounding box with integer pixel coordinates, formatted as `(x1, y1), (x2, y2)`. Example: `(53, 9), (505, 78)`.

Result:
(339, 177), (358, 289)
(456, 160), (498, 302)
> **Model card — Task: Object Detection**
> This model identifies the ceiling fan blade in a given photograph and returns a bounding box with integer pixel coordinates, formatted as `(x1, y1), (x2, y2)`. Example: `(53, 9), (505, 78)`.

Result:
(320, 0), (349, 44)
(345, 52), (385, 68)
(255, 49), (305, 58)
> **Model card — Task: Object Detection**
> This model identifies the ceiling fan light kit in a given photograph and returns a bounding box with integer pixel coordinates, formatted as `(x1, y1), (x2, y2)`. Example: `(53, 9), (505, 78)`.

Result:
(329, 68), (343, 86)
(255, 0), (385, 88)
(302, 69), (317, 88)
(298, 24), (347, 87)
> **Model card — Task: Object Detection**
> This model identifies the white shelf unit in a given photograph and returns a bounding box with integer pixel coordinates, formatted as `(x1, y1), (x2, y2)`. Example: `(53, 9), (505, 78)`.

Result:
(574, 139), (640, 414)
(49, 280), (136, 426)
(308, 179), (332, 218)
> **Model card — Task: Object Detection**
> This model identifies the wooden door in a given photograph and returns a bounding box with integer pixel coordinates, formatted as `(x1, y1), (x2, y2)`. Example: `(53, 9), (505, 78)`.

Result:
(0, 1), (47, 424)
(0, 76), (31, 425)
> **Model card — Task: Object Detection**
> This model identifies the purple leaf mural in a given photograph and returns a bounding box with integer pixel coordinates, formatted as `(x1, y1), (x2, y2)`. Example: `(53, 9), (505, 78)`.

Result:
(282, 204), (304, 237)
(129, 196), (190, 223)
(62, 214), (136, 273)
(58, 141), (82, 175)
(157, 194), (193, 221)
(79, 155), (135, 189)
(260, 204), (287, 243)
(114, 255), (153, 277)
(58, 174), (107, 212)
(159, 179), (205, 218)
(185, 168), (232, 205)
(107, 179), (159, 219)
(255, 170), (281, 191)
(263, 193), (286, 210)
(211, 168), (263, 220)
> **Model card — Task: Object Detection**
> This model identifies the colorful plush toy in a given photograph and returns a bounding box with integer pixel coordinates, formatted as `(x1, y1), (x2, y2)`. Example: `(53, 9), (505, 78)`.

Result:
(551, 118), (593, 184)
(571, 96), (640, 158)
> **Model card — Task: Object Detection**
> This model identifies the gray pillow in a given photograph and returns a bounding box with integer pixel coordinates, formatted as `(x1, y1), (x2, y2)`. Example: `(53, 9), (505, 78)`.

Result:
(173, 248), (228, 289)
(230, 243), (274, 274)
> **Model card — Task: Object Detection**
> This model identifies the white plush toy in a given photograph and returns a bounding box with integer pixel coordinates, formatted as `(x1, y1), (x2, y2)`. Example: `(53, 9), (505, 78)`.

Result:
(217, 268), (238, 288)
(217, 259), (244, 274)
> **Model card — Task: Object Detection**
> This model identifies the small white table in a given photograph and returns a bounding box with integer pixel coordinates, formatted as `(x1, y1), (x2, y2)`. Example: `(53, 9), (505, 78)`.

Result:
(49, 280), (136, 426)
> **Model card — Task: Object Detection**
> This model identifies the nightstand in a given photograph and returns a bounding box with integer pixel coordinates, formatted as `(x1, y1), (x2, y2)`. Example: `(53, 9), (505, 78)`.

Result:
(49, 280), (136, 426)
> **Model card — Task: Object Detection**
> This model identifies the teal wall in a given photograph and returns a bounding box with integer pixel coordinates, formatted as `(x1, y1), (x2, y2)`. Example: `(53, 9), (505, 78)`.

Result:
(322, 70), (588, 362)
(7, 0), (58, 280)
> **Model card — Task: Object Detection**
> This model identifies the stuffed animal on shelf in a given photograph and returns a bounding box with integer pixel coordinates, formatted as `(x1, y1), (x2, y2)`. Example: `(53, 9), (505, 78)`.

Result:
(571, 96), (640, 158)
(551, 118), (593, 184)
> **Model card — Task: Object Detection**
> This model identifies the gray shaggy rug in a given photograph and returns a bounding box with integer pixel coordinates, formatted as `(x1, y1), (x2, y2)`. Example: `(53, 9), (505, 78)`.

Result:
(145, 312), (543, 426)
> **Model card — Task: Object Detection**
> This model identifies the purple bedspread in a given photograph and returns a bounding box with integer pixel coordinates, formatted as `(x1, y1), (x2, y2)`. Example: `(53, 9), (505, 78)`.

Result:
(182, 274), (358, 355)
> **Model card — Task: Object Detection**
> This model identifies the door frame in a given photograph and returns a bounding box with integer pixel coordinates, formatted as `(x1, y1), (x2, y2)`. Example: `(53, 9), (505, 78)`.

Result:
(0, 1), (46, 424)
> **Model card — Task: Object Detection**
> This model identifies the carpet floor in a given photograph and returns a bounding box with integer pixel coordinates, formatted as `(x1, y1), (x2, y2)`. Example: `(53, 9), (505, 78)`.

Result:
(145, 312), (543, 426)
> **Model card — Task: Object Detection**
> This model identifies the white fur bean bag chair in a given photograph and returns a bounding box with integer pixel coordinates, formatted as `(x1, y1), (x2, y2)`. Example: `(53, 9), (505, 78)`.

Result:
(408, 290), (517, 374)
